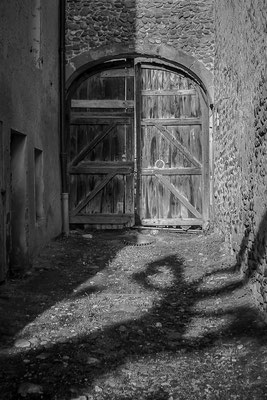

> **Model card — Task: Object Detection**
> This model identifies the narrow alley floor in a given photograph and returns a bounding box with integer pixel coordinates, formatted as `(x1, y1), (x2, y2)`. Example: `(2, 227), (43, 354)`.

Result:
(0, 229), (267, 400)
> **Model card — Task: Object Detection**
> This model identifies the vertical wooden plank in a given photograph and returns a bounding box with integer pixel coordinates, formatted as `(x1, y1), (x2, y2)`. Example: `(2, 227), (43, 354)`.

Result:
(135, 62), (142, 224)
(125, 111), (134, 217)
(199, 88), (210, 225)
(124, 73), (134, 220)
(69, 125), (77, 210)
(89, 175), (106, 214)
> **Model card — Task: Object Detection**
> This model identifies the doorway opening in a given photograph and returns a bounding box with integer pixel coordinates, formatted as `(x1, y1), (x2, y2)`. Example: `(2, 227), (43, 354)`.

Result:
(66, 59), (210, 230)
(10, 130), (28, 274)
(34, 148), (44, 224)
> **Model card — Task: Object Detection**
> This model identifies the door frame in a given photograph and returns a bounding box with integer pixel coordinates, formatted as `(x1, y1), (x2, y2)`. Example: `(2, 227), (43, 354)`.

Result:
(65, 56), (212, 228)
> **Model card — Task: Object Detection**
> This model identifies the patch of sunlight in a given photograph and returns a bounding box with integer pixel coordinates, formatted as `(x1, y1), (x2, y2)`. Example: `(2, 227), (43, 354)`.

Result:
(71, 277), (102, 295)
(13, 291), (157, 352)
(182, 315), (231, 340)
(192, 297), (223, 312)
(197, 273), (243, 293)
(79, 354), (198, 399)
(146, 266), (175, 289)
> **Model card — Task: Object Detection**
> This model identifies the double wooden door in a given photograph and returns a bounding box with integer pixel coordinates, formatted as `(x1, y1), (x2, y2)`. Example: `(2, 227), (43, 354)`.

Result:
(68, 61), (209, 229)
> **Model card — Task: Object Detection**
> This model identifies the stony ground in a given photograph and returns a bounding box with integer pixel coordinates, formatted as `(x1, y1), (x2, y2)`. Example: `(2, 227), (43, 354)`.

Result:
(0, 229), (267, 400)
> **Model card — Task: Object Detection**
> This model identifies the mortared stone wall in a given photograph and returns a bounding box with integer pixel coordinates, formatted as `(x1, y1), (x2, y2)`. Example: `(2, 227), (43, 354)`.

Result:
(214, 0), (267, 314)
(66, 0), (215, 72)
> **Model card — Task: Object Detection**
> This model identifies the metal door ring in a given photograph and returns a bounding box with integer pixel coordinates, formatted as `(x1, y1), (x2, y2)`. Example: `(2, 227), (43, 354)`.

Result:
(155, 159), (165, 169)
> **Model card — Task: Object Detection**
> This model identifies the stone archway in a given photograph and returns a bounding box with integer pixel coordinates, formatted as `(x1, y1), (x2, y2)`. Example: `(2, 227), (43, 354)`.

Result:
(65, 45), (214, 229)
(65, 43), (214, 104)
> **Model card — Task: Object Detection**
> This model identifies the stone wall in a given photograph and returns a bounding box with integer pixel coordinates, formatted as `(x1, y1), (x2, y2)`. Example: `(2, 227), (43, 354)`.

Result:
(214, 0), (267, 312)
(66, 0), (215, 72)
(0, 1), (62, 279)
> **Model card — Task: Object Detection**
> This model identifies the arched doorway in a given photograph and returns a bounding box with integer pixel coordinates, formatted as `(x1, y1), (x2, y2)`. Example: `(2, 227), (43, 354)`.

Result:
(66, 58), (210, 229)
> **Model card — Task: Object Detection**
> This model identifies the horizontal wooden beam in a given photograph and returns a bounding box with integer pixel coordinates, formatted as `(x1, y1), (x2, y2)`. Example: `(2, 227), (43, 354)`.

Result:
(70, 116), (132, 125)
(100, 68), (134, 78)
(141, 89), (196, 96)
(70, 214), (135, 224)
(70, 112), (134, 119)
(71, 99), (134, 109)
(141, 168), (202, 176)
(136, 62), (169, 71)
(69, 162), (134, 175)
(141, 118), (202, 126)
(141, 218), (203, 226)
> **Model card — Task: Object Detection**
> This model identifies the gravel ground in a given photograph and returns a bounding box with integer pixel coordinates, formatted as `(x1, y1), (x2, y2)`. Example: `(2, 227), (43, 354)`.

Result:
(0, 229), (267, 400)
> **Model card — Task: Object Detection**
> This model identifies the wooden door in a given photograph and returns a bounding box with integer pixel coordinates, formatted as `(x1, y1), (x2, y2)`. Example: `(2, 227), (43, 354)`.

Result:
(135, 64), (209, 227)
(68, 64), (135, 228)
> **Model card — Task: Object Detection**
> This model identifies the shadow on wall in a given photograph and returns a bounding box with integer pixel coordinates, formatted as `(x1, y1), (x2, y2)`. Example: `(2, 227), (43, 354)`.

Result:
(236, 210), (267, 308)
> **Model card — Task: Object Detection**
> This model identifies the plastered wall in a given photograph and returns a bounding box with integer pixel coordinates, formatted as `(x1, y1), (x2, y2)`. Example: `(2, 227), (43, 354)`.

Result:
(214, 0), (267, 312)
(0, 1), (62, 278)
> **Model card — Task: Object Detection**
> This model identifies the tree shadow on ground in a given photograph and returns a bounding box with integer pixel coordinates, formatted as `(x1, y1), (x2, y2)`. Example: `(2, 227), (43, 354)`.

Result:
(0, 241), (266, 399)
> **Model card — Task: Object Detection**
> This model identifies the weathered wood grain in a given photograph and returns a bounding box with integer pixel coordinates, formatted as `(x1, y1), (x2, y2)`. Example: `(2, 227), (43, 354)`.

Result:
(69, 161), (134, 175)
(67, 63), (209, 228)
(71, 99), (134, 109)
(100, 68), (134, 78)
(71, 116), (131, 125)
(68, 64), (135, 226)
(137, 66), (206, 225)
(70, 172), (117, 216)
(155, 174), (202, 219)
(153, 123), (202, 168)
(71, 124), (117, 166)
(141, 118), (202, 126)
(141, 89), (196, 96)
(141, 168), (201, 175)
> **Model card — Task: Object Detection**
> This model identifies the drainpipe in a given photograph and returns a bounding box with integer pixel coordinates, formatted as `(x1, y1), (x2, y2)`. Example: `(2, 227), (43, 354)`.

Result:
(59, 0), (69, 236)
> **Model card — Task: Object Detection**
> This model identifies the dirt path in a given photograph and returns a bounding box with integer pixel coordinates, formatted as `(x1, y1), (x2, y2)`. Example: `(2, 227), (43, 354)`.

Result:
(0, 230), (266, 400)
